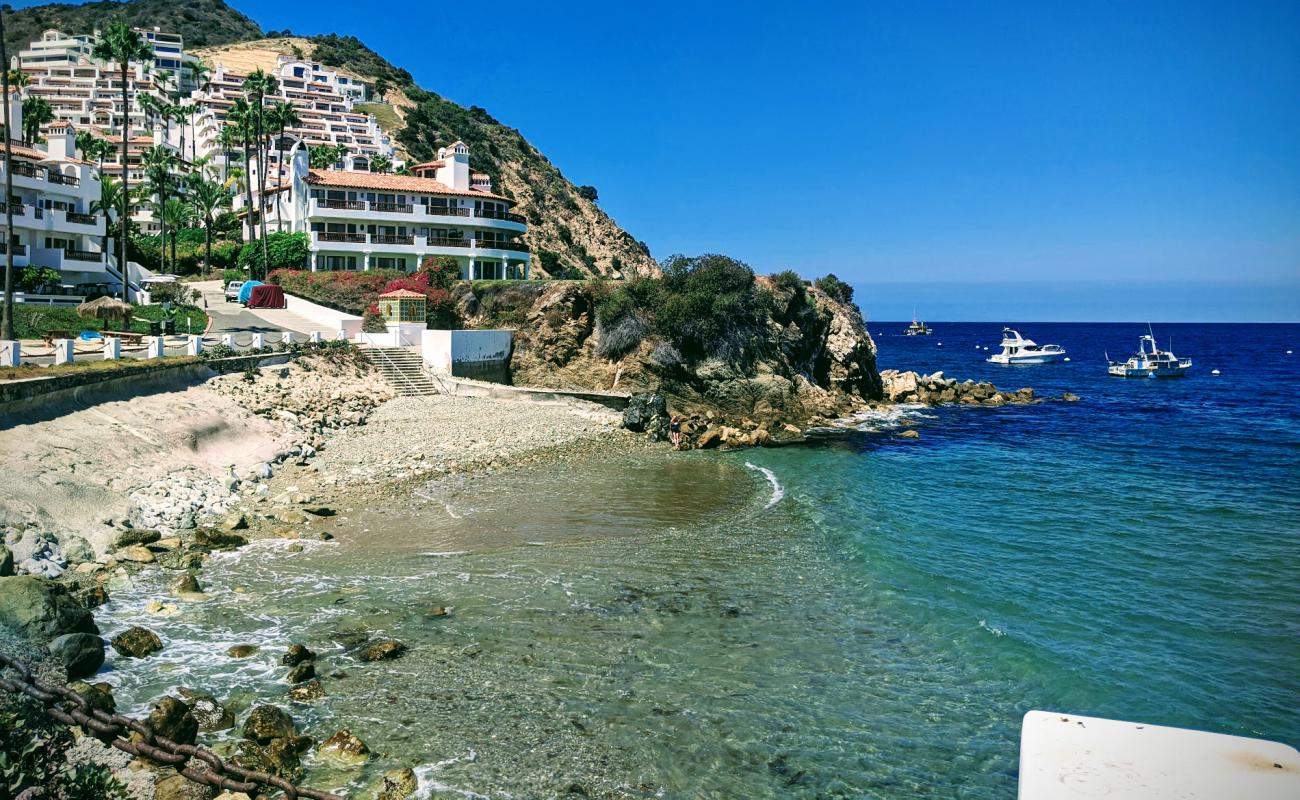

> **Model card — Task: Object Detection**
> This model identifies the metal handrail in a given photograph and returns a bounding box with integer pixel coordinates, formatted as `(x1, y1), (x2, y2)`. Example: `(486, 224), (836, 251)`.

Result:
(356, 333), (431, 396)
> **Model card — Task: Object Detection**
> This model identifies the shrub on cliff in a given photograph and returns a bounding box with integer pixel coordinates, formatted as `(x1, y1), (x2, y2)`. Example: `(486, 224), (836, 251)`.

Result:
(814, 273), (855, 306)
(597, 254), (772, 365)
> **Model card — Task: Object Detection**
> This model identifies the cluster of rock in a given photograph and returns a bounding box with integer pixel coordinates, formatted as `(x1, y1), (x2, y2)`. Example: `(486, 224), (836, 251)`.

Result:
(2, 528), (92, 580)
(622, 394), (806, 450)
(879, 370), (1037, 406)
(206, 355), (392, 442)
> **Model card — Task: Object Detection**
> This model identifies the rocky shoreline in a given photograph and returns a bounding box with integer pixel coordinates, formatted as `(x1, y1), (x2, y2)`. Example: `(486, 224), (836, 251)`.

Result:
(0, 339), (1062, 798)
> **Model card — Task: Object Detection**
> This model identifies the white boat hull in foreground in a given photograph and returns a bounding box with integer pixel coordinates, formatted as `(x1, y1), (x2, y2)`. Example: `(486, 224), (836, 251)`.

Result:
(988, 328), (1066, 364)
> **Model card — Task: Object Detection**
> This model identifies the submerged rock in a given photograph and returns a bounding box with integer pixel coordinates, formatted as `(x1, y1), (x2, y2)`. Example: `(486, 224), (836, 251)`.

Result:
(111, 626), (163, 658)
(172, 573), (203, 594)
(48, 632), (106, 679)
(898, 430), (920, 439)
(287, 679), (326, 702)
(369, 767), (419, 800)
(178, 688), (235, 732)
(355, 639), (407, 662)
(317, 729), (370, 767)
(227, 644), (259, 659)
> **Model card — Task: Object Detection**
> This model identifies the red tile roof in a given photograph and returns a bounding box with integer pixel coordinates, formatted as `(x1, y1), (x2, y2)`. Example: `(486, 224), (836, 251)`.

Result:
(378, 289), (426, 299)
(304, 168), (509, 202)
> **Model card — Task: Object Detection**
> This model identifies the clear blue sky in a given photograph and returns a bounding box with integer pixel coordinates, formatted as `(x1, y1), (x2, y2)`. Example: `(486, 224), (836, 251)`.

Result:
(28, 0), (1300, 320)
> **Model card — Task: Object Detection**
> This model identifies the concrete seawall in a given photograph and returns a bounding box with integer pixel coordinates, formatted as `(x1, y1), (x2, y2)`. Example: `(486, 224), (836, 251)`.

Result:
(0, 353), (293, 424)
(433, 374), (630, 412)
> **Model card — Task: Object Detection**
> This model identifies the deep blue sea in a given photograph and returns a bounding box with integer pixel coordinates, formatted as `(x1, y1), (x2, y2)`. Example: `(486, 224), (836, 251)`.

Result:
(98, 322), (1299, 798)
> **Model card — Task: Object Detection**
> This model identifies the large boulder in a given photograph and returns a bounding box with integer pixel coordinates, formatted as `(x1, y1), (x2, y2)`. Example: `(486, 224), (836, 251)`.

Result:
(242, 705), (297, 744)
(111, 626), (163, 658)
(280, 643), (316, 667)
(154, 773), (215, 800)
(232, 735), (312, 782)
(144, 696), (198, 745)
(48, 632), (106, 679)
(0, 576), (98, 641)
(0, 545), (12, 577)
(622, 393), (669, 440)
(179, 688), (235, 732)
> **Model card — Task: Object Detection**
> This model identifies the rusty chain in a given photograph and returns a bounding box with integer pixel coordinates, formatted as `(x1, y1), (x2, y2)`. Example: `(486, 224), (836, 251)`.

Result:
(0, 651), (344, 800)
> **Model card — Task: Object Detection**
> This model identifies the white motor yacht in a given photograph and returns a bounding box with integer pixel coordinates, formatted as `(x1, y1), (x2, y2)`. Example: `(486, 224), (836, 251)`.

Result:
(1107, 329), (1192, 378)
(988, 328), (1066, 364)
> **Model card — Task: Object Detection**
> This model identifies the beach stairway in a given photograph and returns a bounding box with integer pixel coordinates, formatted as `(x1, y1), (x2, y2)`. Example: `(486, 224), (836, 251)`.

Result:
(361, 347), (440, 396)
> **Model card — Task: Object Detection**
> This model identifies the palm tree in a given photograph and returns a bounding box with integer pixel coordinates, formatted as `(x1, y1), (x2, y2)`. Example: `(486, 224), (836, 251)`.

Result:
(228, 99), (257, 259)
(187, 175), (230, 275)
(20, 96), (53, 145)
(268, 99), (299, 232)
(91, 175), (125, 259)
(140, 145), (177, 273)
(162, 196), (192, 271)
(170, 103), (189, 164)
(79, 135), (117, 257)
(91, 21), (153, 301)
(242, 68), (278, 273)
(188, 62), (212, 162)
(369, 153), (392, 174)
(5, 67), (28, 88)
(216, 123), (240, 185)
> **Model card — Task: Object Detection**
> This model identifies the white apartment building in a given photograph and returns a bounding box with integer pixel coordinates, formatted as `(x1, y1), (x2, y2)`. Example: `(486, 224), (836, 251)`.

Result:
(267, 141), (529, 279)
(1, 97), (115, 299)
(189, 58), (391, 183)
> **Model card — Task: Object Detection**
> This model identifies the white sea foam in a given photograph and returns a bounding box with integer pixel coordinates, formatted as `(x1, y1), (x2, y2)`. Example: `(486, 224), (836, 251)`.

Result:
(978, 618), (1007, 637)
(838, 403), (933, 432)
(745, 462), (784, 509)
(422, 550), (469, 558)
(414, 487), (463, 518)
(413, 750), (488, 799)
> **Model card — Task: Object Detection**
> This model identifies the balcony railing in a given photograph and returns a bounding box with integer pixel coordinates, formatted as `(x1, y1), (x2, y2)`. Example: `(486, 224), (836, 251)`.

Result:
(47, 172), (80, 187)
(478, 240), (529, 253)
(317, 231), (366, 243)
(425, 206), (471, 217)
(318, 199), (367, 210)
(371, 202), (412, 214)
(64, 249), (103, 263)
(10, 162), (40, 179)
(0, 243), (27, 255)
(371, 234), (414, 245)
(474, 208), (526, 223)
(427, 237), (470, 248)
(7, 204), (25, 216)
(65, 211), (98, 225)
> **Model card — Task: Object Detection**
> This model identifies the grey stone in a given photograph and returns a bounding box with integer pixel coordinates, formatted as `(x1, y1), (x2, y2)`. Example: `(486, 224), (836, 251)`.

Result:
(48, 632), (106, 679)
(0, 576), (99, 641)
(111, 626), (163, 658)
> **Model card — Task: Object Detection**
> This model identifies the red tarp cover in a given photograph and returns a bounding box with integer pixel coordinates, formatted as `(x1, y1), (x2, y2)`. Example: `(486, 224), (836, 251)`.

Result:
(247, 284), (286, 309)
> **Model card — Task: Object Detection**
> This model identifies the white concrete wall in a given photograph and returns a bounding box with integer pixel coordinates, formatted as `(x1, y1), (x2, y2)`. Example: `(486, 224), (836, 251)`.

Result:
(421, 329), (513, 373)
(282, 290), (364, 336)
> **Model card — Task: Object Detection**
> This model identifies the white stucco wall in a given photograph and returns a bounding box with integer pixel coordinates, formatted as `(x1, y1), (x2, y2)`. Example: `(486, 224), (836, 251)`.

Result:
(283, 291), (364, 336)
(421, 329), (513, 373)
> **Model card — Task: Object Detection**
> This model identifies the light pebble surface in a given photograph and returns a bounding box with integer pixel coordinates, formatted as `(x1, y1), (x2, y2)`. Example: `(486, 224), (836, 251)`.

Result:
(300, 394), (626, 495)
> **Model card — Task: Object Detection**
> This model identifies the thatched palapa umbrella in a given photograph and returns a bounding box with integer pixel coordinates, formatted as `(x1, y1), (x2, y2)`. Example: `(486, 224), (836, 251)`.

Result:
(77, 296), (134, 331)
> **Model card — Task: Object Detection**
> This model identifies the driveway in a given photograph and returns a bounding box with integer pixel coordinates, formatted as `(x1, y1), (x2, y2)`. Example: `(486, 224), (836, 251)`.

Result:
(192, 280), (320, 336)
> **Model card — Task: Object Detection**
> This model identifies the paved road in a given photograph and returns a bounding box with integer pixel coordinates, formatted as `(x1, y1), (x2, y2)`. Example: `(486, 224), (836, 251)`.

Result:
(192, 280), (320, 337)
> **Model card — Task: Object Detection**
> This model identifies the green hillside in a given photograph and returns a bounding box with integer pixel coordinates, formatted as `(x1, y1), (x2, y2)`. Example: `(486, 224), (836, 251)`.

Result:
(3, 0), (262, 53)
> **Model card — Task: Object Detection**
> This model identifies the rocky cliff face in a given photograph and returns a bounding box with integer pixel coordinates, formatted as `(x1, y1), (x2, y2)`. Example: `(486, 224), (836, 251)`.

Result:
(454, 278), (882, 433)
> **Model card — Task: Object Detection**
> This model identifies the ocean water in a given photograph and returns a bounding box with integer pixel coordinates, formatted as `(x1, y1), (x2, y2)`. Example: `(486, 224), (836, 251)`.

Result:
(96, 322), (1300, 798)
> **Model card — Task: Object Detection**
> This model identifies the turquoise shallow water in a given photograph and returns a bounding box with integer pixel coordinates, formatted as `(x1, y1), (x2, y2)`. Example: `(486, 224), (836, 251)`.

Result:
(97, 322), (1300, 798)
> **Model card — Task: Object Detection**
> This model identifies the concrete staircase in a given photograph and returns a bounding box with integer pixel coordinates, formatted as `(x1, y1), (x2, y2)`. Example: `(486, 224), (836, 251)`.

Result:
(361, 347), (440, 396)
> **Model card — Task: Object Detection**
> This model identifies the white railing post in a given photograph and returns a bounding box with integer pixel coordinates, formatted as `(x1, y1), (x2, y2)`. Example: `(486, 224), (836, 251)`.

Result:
(186, 335), (203, 356)
(53, 339), (74, 365)
(0, 340), (19, 368)
(102, 337), (120, 360)
(251, 332), (265, 349)
(334, 330), (347, 342)
(221, 333), (235, 348)
(281, 330), (294, 345)
(147, 336), (165, 359)
(309, 331), (322, 343)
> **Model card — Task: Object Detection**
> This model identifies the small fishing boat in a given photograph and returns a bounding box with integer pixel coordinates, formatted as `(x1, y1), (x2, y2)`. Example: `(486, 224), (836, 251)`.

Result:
(904, 316), (933, 336)
(1107, 328), (1192, 378)
(987, 328), (1067, 365)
